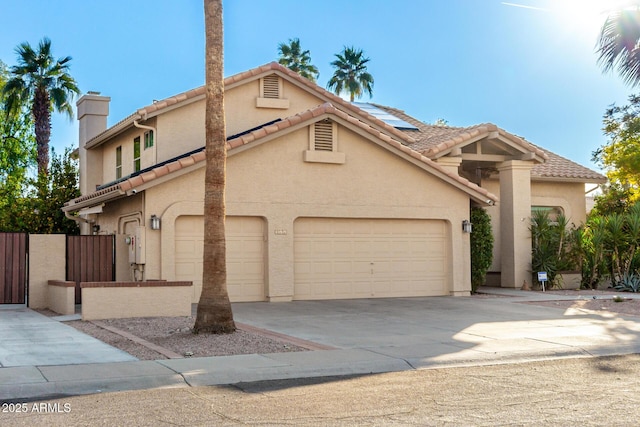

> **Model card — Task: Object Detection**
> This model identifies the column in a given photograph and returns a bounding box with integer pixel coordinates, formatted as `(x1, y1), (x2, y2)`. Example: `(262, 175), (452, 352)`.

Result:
(497, 160), (534, 288)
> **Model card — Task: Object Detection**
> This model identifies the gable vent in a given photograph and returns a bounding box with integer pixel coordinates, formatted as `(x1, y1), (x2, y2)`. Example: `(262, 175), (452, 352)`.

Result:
(314, 121), (334, 151)
(262, 75), (280, 99)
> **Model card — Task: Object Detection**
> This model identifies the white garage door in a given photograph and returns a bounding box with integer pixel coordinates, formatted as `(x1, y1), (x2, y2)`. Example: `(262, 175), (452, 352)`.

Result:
(174, 216), (265, 303)
(294, 218), (449, 300)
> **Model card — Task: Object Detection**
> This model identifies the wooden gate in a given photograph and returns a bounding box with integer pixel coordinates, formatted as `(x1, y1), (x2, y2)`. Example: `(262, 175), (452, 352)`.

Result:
(66, 235), (115, 303)
(0, 232), (27, 304)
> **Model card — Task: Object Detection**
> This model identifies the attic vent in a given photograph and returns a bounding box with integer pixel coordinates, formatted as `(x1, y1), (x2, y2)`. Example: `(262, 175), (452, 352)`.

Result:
(314, 121), (334, 151)
(262, 75), (280, 99)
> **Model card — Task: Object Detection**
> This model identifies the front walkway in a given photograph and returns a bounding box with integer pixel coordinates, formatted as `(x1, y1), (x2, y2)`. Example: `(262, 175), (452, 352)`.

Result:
(0, 308), (136, 368)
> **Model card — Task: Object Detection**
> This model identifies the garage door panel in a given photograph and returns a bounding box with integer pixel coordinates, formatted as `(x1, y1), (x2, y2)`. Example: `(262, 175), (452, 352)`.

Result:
(294, 218), (450, 300)
(175, 216), (265, 303)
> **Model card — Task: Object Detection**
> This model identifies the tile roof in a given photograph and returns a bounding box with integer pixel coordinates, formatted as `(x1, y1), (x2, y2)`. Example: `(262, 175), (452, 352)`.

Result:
(65, 103), (498, 210)
(135, 62), (416, 144)
(224, 103), (496, 203)
(374, 104), (605, 183)
(529, 144), (606, 182)
(86, 61), (603, 183)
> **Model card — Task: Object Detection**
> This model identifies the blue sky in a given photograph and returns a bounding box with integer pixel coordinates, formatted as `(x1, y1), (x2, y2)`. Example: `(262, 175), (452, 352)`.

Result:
(0, 0), (633, 170)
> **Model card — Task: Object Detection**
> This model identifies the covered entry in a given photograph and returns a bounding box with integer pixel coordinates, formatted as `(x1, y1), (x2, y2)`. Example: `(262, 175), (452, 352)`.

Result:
(293, 218), (449, 300)
(174, 215), (266, 302)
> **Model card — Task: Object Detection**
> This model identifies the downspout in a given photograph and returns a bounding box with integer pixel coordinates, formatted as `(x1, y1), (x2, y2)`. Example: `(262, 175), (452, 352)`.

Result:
(65, 211), (93, 225)
(133, 120), (157, 164)
(65, 211), (96, 235)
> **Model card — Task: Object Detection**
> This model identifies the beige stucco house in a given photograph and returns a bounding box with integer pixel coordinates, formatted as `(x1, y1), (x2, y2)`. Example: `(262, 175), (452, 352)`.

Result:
(63, 62), (605, 302)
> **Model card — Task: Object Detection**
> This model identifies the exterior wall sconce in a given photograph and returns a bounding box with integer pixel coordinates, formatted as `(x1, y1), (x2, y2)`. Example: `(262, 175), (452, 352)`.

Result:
(462, 220), (472, 234)
(150, 215), (161, 230)
(92, 224), (100, 234)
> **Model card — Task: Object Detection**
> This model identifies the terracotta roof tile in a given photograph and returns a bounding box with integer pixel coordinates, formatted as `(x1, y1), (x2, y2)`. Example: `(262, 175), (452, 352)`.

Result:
(530, 144), (606, 182)
(88, 62), (417, 150)
(70, 103), (498, 209)
(64, 185), (122, 206)
(372, 104), (605, 182)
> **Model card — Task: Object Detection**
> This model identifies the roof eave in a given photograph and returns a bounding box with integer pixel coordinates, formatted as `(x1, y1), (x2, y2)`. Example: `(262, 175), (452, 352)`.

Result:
(532, 175), (608, 184)
(62, 187), (125, 212)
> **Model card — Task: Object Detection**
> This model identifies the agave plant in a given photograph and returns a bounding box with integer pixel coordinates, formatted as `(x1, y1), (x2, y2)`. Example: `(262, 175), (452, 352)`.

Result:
(613, 271), (640, 293)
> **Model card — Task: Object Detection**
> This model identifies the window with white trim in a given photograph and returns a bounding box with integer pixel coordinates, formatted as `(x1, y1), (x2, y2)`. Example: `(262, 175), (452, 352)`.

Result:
(133, 137), (141, 172)
(144, 130), (154, 149)
(116, 146), (122, 179)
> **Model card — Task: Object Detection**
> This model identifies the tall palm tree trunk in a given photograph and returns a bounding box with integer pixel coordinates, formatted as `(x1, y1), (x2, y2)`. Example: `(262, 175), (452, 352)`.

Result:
(194, 0), (236, 334)
(33, 88), (51, 176)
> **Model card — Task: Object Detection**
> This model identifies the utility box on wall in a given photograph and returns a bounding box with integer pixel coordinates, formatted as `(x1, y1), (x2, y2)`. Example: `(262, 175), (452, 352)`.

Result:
(127, 226), (146, 265)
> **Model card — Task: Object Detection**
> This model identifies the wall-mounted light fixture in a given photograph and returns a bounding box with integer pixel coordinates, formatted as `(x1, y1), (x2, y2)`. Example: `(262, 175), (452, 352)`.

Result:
(92, 224), (100, 234)
(462, 220), (472, 234)
(150, 214), (161, 230)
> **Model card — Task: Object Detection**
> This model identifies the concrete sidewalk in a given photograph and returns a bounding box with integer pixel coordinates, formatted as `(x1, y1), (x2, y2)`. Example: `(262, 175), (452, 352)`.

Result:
(2, 288), (640, 401)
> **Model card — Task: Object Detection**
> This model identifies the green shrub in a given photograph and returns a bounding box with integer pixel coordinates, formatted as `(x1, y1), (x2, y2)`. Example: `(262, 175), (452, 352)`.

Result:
(470, 207), (494, 293)
(581, 202), (640, 289)
(531, 210), (580, 288)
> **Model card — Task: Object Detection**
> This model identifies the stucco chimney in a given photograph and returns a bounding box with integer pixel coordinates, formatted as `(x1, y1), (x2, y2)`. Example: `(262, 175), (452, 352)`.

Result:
(77, 92), (110, 144)
(77, 92), (110, 196)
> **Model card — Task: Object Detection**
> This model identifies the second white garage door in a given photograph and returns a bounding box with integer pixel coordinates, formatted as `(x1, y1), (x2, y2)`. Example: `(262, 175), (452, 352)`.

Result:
(174, 215), (266, 303)
(294, 218), (449, 300)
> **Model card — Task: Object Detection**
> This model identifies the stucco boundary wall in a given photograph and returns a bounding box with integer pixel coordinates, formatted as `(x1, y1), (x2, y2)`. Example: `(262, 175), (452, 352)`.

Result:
(47, 280), (76, 315)
(28, 234), (66, 310)
(81, 281), (193, 321)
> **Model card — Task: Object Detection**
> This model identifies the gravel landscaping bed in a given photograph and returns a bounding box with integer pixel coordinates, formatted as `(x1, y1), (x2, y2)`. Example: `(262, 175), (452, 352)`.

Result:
(46, 313), (308, 360)
(525, 289), (640, 316)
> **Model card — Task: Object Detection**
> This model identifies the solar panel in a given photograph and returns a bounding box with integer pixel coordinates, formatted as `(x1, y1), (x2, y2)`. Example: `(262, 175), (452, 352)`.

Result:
(352, 102), (419, 130)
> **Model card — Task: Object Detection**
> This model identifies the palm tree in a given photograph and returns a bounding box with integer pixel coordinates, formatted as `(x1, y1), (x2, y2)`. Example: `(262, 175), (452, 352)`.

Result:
(597, 5), (640, 86)
(326, 46), (374, 102)
(277, 38), (319, 82)
(2, 37), (80, 176)
(194, 0), (236, 334)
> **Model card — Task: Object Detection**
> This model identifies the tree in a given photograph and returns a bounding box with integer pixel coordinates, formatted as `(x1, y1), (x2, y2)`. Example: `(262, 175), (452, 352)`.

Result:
(326, 46), (374, 102)
(194, 0), (236, 334)
(2, 37), (80, 177)
(593, 94), (640, 202)
(0, 148), (80, 234)
(277, 38), (319, 82)
(591, 182), (634, 216)
(1, 59), (36, 231)
(597, 6), (640, 86)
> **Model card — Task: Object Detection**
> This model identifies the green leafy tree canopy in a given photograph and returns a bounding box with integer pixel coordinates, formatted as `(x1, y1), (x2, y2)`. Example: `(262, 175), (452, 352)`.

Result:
(593, 94), (640, 202)
(597, 7), (640, 87)
(277, 38), (319, 82)
(326, 46), (374, 102)
(0, 60), (35, 187)
(0, 147), (80, 234)
(2, 37), (80, 176)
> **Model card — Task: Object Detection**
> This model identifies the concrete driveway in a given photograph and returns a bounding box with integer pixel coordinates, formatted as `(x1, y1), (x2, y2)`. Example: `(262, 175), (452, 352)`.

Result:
(4, 288), (640, 400)
(232, 290), (640, 368)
